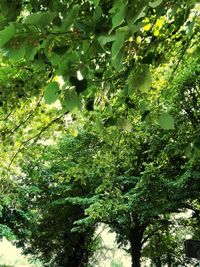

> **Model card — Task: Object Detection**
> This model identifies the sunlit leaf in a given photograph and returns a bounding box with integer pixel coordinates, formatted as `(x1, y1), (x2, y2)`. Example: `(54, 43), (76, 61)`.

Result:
(153, 29), (160, 36)
(143, 23), (151, 31)
(136, 36), (142, 44)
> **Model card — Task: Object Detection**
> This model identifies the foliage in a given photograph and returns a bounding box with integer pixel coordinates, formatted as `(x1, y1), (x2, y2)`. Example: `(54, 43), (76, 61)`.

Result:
(1, 133), (103, 266)
(9, 53), (200, 263)
(0, 0), (199, 169)
(0, 1), (200, 267)
(0, 0), (199, 114)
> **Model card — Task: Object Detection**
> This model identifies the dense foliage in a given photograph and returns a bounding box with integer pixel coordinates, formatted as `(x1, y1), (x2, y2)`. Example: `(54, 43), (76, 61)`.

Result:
(0, 1), (200, 267)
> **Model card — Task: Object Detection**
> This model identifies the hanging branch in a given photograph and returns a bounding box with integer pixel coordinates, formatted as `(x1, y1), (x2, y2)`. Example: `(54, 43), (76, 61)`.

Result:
(141, 221), (171, 245)
(8, 112), (68, 167)
(169, 33), (195, 81)
(1, 110), (13, 122)
(0, 64), (33, 71)
(5, 94), (44, 140)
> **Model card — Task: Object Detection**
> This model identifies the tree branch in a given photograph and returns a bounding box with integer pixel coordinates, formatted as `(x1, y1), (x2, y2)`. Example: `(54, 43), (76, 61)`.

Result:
(8, 112), (67, 167)
(142, 221), (171, 245)
(5, 94), (44, 140)
(169, 33), (195, 81)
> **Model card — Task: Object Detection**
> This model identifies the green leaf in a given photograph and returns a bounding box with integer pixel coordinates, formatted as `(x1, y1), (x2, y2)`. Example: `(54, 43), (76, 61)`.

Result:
(0, 24), (16, 48)
(111, 50), (124, 71)
(2, 45), (26, 62)
(90, 0), (100, 6)
(130, 23), (142, 34)
(49, 52), (61, 66)
(109, 0), (122, 14)
(93, 6), (102, 21)
(193, 137), (200, 150)
(185, 144), (192, 158)
(139, 100), (149, 115)
(44, 37), (54, 57)
(82, 40), (90, 54)
(44, 81), (59, 104)
(0, 224), (15, 240)
(111, 30), (125, 60)
(185, 20), (195, 36)
(62, 88), (82, 112)
(24, 12), (56, 27)
(111, 3), (127, 31)
(149, 0), (163, 8)
(0, 1), (21, 22)
(98, 35), (116, 47)
(58, 50), (80, 76)
(126, 1), (148, 24)
(61, 5), (79, 31)
(53, 198), (68, 205)
(141, 110), (150, 121)
(128, 65), (152, 95)
(158, 113), (175, 130)
(25, 42), (37, 61)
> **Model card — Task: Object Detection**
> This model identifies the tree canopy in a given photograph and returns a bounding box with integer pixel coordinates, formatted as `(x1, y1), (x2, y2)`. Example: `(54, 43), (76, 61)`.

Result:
(0, 1), (200, 267)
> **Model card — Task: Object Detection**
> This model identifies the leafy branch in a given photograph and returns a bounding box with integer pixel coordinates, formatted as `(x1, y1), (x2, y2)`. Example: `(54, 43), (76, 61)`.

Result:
(4, 94), (44, 140)
(142, 221), (171, 245)
(8, 112), (67, 167)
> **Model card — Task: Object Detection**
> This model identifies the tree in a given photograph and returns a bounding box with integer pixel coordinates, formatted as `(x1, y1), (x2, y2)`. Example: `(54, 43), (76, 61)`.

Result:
(1, 133), (103, 267)
(72, 52), (200, 266)
(0, 1), (200, 267)
(142, 217), (194, 267)
(2, 50), (200, 266)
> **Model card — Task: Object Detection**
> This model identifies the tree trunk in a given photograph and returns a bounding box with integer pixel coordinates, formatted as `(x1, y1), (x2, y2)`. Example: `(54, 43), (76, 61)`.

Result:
(129, 227), (144, 267)
(60, 231), (89, 267)
(167, 252), (172, 267)
(154, 257), (162, 267)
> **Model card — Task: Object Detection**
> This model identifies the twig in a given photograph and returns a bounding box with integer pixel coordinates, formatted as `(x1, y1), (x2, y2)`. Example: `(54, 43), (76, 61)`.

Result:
(5, 94), (44, 139)
(169, 33), (195, 82)
(0, 64), (33, 71)
(148, 32), (195, 112)
(1, 111), (13, 121)
(142, 221), (171, 245)
(8, 112), (67, 167)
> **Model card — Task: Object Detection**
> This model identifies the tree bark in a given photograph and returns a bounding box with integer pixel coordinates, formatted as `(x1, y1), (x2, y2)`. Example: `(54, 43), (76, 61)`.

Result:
(60, 231), (89, 267)
(154, 257), (162, 267)
(129, 226), (144, 267)
(167, 252), (172, 267)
